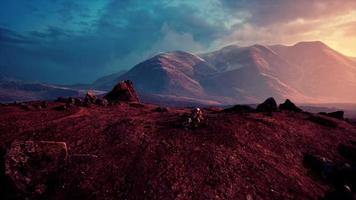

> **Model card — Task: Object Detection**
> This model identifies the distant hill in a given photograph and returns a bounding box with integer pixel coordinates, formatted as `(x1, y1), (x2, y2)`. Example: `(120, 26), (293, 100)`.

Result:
(0, 75), (80, 102)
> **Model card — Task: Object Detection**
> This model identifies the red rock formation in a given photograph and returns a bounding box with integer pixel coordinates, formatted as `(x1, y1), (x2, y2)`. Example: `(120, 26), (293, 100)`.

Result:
(104, 80), (140, 102)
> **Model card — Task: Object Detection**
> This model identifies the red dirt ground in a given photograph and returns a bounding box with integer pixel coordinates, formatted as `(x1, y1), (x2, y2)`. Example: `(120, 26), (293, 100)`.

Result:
(0, 102), (356, 199)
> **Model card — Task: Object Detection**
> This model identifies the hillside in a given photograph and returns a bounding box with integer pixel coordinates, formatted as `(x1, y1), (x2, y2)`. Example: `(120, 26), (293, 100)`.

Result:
(0, 98), (356, 199)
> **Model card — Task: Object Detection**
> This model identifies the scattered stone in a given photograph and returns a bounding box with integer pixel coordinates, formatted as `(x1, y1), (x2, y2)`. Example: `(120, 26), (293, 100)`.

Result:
(82, 101), (91, 108)
(33, 105), (42, 110)
(104, 80), (140, 102)
(256, 97), (278, 112)
(224, 105), (255, 113)
(5, 141), (68, 195)
(278, 99), (302, 112)
(41, 101), (48, 109)
(95, 98), (108, 106)
(54, 105), (67, 111)
(74, 98), (83, 106)
(21, 104), (34, 111)
(84, 91), (97, 104)
(66, 97), (76, 105)
(154, 106), (169, 112)
(308, 115), (337, 128)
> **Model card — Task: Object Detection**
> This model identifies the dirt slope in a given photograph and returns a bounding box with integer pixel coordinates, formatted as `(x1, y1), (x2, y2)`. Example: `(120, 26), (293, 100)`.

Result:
(0, 102), (356, 199)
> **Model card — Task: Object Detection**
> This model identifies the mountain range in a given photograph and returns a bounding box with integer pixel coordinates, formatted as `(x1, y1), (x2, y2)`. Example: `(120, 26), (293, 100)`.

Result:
(1, 41), (356, 106)
(91, 41), (356, 105)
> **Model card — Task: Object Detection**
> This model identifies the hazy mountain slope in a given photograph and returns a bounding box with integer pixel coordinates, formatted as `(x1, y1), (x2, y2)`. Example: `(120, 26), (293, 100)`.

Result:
(4, 41), (355, 105)
(269, 41), (356, 102)
(116, 51), (217, 99)
(0, 75), (80, 102)
(88, 41), (356, 105)
(91, 70), (127, 90)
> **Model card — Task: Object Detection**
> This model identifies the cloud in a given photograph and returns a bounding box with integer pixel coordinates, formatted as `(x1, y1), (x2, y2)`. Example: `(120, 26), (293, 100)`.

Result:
(0, 27), (34, 44)
(1, 0), (356, 84)
(219, 0), (356, 26)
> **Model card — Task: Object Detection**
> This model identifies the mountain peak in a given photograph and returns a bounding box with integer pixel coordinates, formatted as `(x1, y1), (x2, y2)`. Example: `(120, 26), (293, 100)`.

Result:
(293, 41), (328, 48)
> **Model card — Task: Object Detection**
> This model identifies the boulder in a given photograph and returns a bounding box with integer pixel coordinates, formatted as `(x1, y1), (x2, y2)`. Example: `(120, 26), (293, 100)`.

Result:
(5, 141), (68, 195)
(74, 98), (83, 106)
(104, 80), (139, 102)
(84, 91), (97, 103)
(54, 105), (67, 111)
(66, 97), (76, 105)
(41, 101), (48, 109)
(154, 106), (169, 112)
(21, 104), (34, 111)
(278, 99), (302, 112)
(327, 111), (344, 120)
(256, 97), (278, 112)
(95, 98), (109, 106)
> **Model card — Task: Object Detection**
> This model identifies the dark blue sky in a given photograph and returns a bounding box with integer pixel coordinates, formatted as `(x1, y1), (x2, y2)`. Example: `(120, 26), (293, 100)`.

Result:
(1, 0), (355, 84)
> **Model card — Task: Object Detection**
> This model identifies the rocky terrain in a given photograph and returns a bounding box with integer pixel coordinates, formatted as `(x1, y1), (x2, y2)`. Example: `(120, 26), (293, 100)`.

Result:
(0, 81), (356, 199)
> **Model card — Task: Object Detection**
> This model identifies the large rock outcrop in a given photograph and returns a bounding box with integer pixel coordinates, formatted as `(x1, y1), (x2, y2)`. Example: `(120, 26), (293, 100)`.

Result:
(104, 80), (140, 102)
(279, 99), (302, 112)
(256, 97), (278, 112)
(5, 141), (68, 196)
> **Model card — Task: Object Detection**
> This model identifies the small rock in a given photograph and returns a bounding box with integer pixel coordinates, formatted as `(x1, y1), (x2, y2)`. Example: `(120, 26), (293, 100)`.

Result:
(256, 97), (278, 112)
(41, 101), (48, 108)
(21, 104), (34, 111)
(278, 99), (302, 112)
(74, 98), (83, 106)
(95, 98), (108, 106)
(54, 105), (67, 111)
(84, 91), (97, 103)
(66, 97), (76, 105)
(5, 141), (68, 195)
(154, 106), (169, 112)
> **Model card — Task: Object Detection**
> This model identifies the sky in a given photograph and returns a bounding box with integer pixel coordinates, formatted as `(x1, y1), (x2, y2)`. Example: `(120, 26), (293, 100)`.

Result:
(0, 0), (356, 84)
